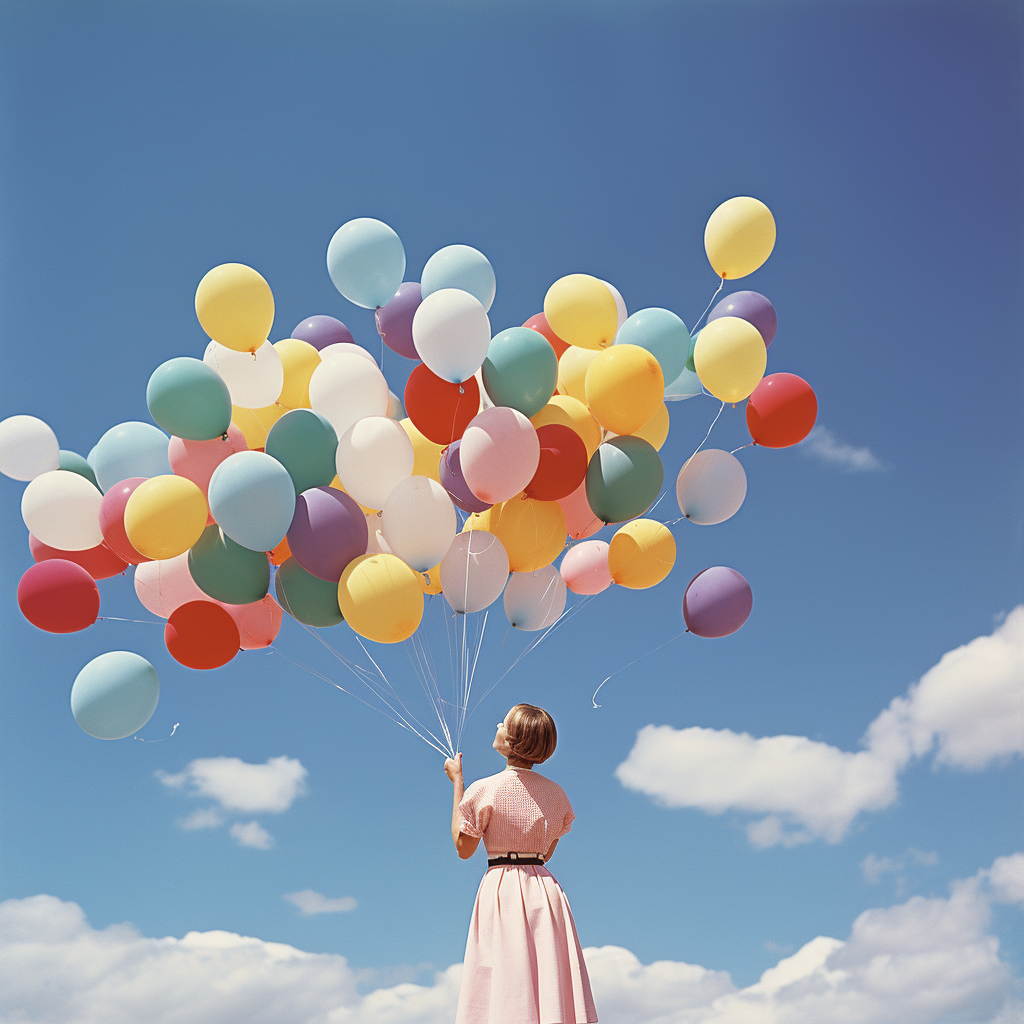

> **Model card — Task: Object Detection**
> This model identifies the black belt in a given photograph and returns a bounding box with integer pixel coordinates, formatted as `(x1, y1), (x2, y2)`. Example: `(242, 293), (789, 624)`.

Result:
(488, 853), (545, 866)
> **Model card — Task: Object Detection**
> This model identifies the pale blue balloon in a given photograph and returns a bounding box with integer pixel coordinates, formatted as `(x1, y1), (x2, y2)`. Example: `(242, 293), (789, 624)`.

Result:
(71, 651), (159, 740)
(90, 421), (171, 492)
(208, 450), (296, 552)
(665, 367), (704, 401)
(420, 244), (496, 311)
(327, 218), (406, 309)
(614, 307), (690, 385)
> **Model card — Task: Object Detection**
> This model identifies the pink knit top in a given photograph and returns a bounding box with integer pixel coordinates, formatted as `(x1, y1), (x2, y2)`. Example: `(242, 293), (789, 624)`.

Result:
(459, 766), (575, 858)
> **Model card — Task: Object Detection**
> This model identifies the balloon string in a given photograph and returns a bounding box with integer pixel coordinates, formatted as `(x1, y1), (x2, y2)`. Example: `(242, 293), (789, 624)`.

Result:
(730, 442), (755, 455)
(133, 722), (179, 742)
(98, 616), (164, 625)
(689, 401), (726, 462)
(592, 630), (687, 708)
(690, 277), (724, 337)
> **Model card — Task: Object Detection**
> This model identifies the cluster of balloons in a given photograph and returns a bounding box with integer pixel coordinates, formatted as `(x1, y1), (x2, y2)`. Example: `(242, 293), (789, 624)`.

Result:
(0, 195), (818, 738)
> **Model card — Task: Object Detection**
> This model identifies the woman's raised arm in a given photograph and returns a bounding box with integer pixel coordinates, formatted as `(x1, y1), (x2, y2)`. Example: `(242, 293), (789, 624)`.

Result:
(444, 753), (480, 859)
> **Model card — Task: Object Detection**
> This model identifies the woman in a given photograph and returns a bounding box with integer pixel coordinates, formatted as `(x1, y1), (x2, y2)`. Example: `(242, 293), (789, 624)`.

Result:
(444, 703), (598, 1024)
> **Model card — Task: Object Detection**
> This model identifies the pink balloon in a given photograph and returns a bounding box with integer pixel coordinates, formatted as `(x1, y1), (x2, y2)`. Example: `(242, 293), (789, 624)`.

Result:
(168, 425), (248, 497)
(134, 552), (209, 617)
(559, 540), (612, 595)
(557, 478), (603, 540)
(459, 407), (540, 505)
(222, 595), (282, 649)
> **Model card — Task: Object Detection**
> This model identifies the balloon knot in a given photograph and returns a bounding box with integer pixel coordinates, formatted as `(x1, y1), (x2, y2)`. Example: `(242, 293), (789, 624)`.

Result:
(458, 386), (465, 395)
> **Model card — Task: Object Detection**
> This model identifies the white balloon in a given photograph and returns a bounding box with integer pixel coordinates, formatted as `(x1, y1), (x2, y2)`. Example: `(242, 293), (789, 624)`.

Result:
(599, 279), (628, 335)
(381, 476), (457, 572)
(21, 469), (104, 550)
(364, 511), (392, 554)
(319, 342), (378, 365)
(203, 340), (284, 409)
(336, 416), (414, 510)
(676, 449), (748, 525)
(441, 530), (509, 614)
(503, 566), (566, 631)
(309, 349), (389, 437)
(134, 553), (208, 617)
(0, 414), (60, 481)
(411, 288), (491, 384)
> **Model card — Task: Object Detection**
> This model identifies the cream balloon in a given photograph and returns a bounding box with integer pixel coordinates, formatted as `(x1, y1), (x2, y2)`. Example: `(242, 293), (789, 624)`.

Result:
(0, 415), (60, 481)
(411, 287), (491, 384)
(309, 349), (390, 437)
(203, 340), (284, 409)
(503, 566), (566, 631)
(440, 530), (510, 613)
(381, 476), (457, 572)
(319, 342), (378, 365)
(676, 448), (748, 525)
(335, 416), (414, 510)
(134, 553), (209, 617)
(21, 470), (104, 551)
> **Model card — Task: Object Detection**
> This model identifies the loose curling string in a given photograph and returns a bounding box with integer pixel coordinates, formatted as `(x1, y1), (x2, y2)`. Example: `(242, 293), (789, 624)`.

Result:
(134, 722), (180, 742)
(592, 630), (687, 708)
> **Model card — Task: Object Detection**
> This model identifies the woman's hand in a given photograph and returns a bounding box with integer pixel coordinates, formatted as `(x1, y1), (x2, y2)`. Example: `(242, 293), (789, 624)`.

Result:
(444, 752), (463, 785)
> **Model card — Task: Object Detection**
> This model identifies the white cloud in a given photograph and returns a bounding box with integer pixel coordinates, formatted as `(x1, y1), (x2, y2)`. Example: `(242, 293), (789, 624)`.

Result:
(179, 807), (224, 831)
(800, 425), (884, 471)
(862, 854), (902, 884)
(985, 853), (1024, 908)
(283, 890), (358, 916)
(156, 755), (308, 813)
(617, 608), (1024, 845)
(231, 821), (274, 850)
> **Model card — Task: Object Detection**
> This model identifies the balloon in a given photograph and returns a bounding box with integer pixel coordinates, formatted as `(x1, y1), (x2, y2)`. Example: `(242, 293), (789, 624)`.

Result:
(273, 339), (321, 409)
(381, 476), (457, 571)
(168, 426), (248, 501)
(746, 373), (818, 448)
(188, 524), (271, 605)
(557, 478), (603, 540)
(195, 263), (275, 353)
(704, 197), (776, 280)
(439, 440), (492, 514)
(71, 651), (159, 740)
(586, 437), (664, 524)
(269, 535), (291, 565)
(412, 288), (491, 383)
(29, 534), (128, 580)
(231, 404), (287, 449)
(208, 450), (296, 551)
(440, 530), (510, 614)
(21, 470), (104, 551)
(387, 391), (405, 420)
(693, 317), (767, 403)
(320, 343), (377, 365)
(365, 510), (391, 554)
(400, 418), (444, 483)
(338, 553), (423, 643)
(525, 424), (588, 501)
(404, 364), (480, 445)
(135, 552), (211, 617)
(265, 410), (338, 495)
(0, 414), (59, 481)
(417, 563), (443, 595)
(522, 312), (569, 359)
(631, 402), (670, 451)
(204, 340), (284, 409)
(59, 450), (100, 490)
(123, 475), (209, 560)
(664, 366), (703, 402)
(308, 348), (390, 438)
(531, 396), (601, 460)
(466, 495), (566, 573)
(18, 559), (100, 632)
(503, 566), (566, 631)
(90, 422), (171, 492)
(291, 315), (355, 350)
(374, 282), (422, 359)
(543, 274), (618, 350)
(459, 407), (540, 505)
(146, 358), (232, 442)
(224, 595), (282, 650)
(327, 218), (406, 309)
(614, 308), (690, 385)
(559, 540), (612, 595)
(676, 449), (747, 525)
(287, 486), (368, 582)
(165, 601), (240, 670)
(708, 290), (777, 348)
(99, 478), (152, 564)
(275, 557), (345, 627)
(481, 327), (558, 417)
(599, 280), (628, 334)
(421, 244), (496, 311)
(335, 416), (414, 510)
(608, 519), (676, 589)
(683, 566), (753, 637)
(556, 346), (600, 404)
(585, 344), (665, 436)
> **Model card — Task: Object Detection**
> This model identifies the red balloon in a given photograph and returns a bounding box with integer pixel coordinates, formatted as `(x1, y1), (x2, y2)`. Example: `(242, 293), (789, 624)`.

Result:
(98, 477), (151, 564)
(525, 423), (588, 501)
(404, 364), (480, 445)
(746, 373), (818, 448)
(522, 312), (569, 360)
(29, 534), (128, 580)
(223, 595), (283, 650)
(18, 559), (100, 632)
(165, 601), (240, 670)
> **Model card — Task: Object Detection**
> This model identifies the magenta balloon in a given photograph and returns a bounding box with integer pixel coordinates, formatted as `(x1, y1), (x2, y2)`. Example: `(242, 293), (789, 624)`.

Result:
(287, 486), (368, 582)
(439, 440), (491, 513)
(374, 282), (422, 359)
(682, 566), (753, 638)
(291, 315), (356, 351)
(707, 291), (777, 348)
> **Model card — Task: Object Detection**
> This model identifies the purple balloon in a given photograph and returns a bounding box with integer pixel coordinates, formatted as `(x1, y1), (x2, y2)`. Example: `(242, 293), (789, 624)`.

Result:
(707, 291), (777, 348)
(291, 315), (356, 351)
(374, 282), (422, 360)
(287, 487), (368, 582)
(439, 440), (492, 514)
(682, 566), (753, 638)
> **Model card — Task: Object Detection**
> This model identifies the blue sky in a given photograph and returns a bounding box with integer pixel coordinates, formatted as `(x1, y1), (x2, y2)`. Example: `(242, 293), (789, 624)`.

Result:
(1, 2), (1022, 1022)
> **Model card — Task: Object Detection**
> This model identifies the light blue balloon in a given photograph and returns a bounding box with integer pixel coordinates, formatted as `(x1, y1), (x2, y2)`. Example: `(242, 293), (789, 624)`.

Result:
(420, 244), (496, 311)
(665, 367), (703, 401)
(327, 218), (406, 309)
(71, 651), (159, 740)
(481, 327), (558, 417)
(90, 421), (171, 492)
(146, 357), (232, 441)
(208, 450), (296, 552)
(614, 307), (690, 386)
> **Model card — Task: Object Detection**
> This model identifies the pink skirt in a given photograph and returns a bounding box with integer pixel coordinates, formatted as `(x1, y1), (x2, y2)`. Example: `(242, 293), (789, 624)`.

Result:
(456, 865), (598, 1024)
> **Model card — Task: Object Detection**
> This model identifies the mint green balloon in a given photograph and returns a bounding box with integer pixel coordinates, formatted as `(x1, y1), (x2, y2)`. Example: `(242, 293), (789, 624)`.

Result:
(265, 410), (338, 496)
(585, 436), (664, 524)
(481, 327), (558, 417)
(59, 450), (101, 491)
(188, 524), (270, 605)
(147, 357), (232, 441)
(275, 558), (344, 627)
(71, 651), (159, 740)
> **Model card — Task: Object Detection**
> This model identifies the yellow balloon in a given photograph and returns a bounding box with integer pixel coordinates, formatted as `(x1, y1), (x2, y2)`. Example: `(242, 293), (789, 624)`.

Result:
(417, 562), (443, 595)
(195, 263), (275, 353)
(633, 402), (670, 451)
(273, 339), (321, 409)
(556, 346), (600, 405)
(585, 344), (665, 435)
(465, 494), (566, 572)
(693, 316), (767, 403)
(531, 395), (602, 459)
(124, 475), (209, 560)
(704, 197), (776, 280)
(608, 519), (676, 589)
(232, 403), (287, 449)
(399, 418), (444, 483)
(544, 275), (618, 350)
(338, 553), (424, 643)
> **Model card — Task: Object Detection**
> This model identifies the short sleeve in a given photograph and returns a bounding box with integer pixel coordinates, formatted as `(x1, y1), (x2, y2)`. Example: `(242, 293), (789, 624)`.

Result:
(458, 782), (491, 839)
(560, 805), (575, 838)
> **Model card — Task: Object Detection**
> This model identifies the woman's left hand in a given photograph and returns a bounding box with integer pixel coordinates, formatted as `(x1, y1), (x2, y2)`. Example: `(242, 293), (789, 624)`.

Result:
(444, 752), (463, 784)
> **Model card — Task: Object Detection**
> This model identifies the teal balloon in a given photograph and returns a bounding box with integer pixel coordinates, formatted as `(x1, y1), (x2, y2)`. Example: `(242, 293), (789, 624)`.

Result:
(188, 524), (270, 604)
(327, 218), (406, 309)
(585, 436), (664, 524)
(686, 330), (699, 373)
(275, 558), (344, 627)
(90, 421), (171, 492)
(615, 308), (690, 385)
(207, 450), (295, 551)
(664, 366), (703, 402)
(265, 410), (338, 496)
(71, 651), (159, 740)
(420, 245), (496, 311)
(481, 327), (558, 417)
(147, 357), (232, 441)
(59, 450), (101, 491)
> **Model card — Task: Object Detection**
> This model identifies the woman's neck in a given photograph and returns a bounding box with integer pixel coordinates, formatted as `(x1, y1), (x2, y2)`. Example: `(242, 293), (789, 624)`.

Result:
(506, 757), (533, 770)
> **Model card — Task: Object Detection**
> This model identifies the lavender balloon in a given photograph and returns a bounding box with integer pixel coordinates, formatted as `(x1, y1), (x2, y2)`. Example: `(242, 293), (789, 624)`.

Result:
(374, 282), (422, 360)
(707, 291), (777, 348)
(439, 440), (491, 514)
(287, 486), (368, 582)
(683, 566), (753, 638)
(291, 315), (356, 351)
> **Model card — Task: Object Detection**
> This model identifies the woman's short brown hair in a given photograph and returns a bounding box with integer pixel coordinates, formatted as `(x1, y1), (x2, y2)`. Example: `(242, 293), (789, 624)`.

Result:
(505, 704), (557, 765)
